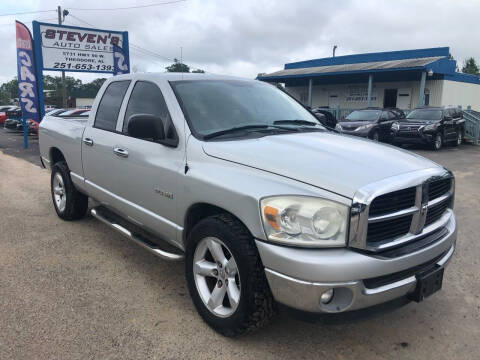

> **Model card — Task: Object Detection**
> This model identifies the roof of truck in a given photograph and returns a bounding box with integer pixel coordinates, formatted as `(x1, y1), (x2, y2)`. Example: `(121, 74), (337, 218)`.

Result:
(111, 72), (251, 82)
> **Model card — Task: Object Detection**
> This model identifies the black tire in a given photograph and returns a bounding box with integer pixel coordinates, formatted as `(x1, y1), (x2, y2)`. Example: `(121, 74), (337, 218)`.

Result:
(51, 161), (88, 220)
(452, 130), (462, 147)
(431, 133), (443, 151)
(185, 213), (276, 337)
(371, 130), (380, 142)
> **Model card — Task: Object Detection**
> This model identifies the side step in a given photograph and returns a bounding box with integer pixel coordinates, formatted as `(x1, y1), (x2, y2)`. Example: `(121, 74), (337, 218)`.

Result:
(91, 207), (184, 262)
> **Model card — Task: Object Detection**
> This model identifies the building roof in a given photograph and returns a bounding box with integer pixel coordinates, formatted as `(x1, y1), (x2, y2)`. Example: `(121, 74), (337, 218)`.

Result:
(258, 47), (480, 86)
(262, 56), (444, 78)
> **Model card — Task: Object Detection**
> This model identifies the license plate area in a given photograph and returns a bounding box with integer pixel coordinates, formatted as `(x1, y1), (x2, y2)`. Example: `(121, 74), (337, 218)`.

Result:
(408, 266), (444, 302)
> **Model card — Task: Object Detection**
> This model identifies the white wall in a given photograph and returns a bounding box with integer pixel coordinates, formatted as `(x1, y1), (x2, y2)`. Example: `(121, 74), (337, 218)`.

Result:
(286, 79), (444, 109)
(441, 80), (480, 110)
(75, 98), (94, 107)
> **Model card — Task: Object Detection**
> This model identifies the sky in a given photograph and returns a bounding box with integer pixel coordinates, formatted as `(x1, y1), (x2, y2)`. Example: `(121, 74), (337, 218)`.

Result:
(1, 0), (480, 84)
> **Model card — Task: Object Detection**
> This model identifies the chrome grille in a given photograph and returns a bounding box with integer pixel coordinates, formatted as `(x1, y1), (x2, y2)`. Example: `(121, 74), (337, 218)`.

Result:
(349, 170), (454, 254)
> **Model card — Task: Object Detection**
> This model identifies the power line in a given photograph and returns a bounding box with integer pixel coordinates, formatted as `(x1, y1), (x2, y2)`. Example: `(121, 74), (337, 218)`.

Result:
(0, 9), (55, 17)
(68, 0), (186, 12)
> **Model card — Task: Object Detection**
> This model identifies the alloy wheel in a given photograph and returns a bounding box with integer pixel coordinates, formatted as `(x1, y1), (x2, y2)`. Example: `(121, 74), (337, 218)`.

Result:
(193, 237), (241, 318)
(52, 173), (66, 212)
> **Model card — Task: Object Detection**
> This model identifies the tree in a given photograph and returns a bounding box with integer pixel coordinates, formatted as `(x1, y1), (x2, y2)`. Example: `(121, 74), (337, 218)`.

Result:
(191, 69), (205, 73)
(165, 58), (190, 73)
(0, 78), (18, 104)
(462, 57), (479, 75)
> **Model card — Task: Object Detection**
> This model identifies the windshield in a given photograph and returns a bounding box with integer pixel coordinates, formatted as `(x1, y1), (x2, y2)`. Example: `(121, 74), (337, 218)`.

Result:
(406, 109), (443, 120)
(344, 110), (381, 122)
(171, 80), (323, 138)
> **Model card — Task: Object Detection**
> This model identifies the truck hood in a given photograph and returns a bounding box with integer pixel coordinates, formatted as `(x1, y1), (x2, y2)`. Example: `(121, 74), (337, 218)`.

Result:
(202, 132), (440, 199)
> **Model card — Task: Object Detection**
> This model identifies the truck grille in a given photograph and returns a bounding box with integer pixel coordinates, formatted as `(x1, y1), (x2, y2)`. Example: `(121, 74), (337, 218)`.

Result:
(428, 178), (452, 200)
(369, 187), (416, 216)
(364, 176), (453, 250)
(425, 199), (450, 226)
(367, 214), (413, 243)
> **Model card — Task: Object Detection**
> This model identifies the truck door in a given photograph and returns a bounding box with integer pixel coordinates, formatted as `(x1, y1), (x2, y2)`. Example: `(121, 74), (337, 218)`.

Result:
(109, 80), (183, 246)
(82, 80), (131, 205)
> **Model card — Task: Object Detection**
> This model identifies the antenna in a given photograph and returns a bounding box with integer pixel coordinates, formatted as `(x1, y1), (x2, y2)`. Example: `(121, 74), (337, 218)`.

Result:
(180, 46), (183, 80)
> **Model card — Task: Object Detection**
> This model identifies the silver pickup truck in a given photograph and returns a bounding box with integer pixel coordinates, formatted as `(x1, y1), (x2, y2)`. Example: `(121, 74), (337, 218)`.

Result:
(39, 73), (456, 336)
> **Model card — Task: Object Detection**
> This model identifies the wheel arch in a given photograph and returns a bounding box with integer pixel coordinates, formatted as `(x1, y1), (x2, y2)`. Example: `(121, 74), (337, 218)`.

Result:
(183, 202), (253, 246)
(49, 147), (66, 166)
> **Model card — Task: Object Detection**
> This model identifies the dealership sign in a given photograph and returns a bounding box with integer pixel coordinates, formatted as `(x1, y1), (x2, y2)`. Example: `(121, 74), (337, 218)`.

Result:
(33, 22), (129, 74)
(15, 21), (41, 125)
(15, 21), (129, 148)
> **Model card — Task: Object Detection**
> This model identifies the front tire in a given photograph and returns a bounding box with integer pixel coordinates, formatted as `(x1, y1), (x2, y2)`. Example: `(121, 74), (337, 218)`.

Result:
(185, 214), (276, 336)
(371, 130), (380, 142)
(453, 130), (462, 147)
(432, 133), (443, 151)
(51, 161), (88, 220)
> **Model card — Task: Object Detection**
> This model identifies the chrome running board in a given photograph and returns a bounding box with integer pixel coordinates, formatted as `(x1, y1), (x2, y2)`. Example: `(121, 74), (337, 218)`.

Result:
(91, 207), (184, 262)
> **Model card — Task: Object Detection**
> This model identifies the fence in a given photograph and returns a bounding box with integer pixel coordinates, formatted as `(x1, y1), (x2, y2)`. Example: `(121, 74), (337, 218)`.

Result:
(463, 107), (480, 145)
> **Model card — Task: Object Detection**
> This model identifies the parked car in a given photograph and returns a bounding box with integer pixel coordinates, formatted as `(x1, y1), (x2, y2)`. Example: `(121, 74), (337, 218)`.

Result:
(335, 108), (401, 141)
(58, 109), (90, 117)
(391, 107), (465, 150)
(39, 73), (456, 336)
(0, 105), (18, 125)
(311, 107), (337, 129)
(16, 119), (39, 135)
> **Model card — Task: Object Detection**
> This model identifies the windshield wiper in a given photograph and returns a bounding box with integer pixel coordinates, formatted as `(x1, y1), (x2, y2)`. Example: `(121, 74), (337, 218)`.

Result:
(203, 124), (281, 140)
(273, 119), (319, 127)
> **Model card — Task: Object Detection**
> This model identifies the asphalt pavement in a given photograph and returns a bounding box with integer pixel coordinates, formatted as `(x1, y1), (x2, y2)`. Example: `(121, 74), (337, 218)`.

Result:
(0, 128), (479, 359)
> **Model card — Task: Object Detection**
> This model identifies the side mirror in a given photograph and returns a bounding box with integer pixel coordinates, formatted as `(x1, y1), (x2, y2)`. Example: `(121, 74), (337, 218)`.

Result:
(127, 114), (165, 141)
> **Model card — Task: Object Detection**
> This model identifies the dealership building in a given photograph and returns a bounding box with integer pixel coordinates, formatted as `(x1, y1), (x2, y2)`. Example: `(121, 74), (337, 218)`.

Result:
(259, 47), (480, 111)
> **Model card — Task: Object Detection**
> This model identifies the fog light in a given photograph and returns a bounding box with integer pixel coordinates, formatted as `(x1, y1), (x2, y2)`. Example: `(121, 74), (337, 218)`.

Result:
(320, 288), (334, 304)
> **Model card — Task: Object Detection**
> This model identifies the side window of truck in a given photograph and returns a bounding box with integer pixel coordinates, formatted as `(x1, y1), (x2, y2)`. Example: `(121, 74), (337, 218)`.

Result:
(94, 81), (131, 131)
(123, 81), (178, 146)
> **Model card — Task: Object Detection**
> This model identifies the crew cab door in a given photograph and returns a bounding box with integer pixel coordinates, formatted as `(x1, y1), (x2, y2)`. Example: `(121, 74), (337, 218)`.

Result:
(109, 80), (183, 245)
(82, 80), (131, 205)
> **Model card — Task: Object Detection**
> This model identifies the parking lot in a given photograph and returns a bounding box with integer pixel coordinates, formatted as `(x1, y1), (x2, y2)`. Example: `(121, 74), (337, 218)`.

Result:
(0, 127), (479, 360)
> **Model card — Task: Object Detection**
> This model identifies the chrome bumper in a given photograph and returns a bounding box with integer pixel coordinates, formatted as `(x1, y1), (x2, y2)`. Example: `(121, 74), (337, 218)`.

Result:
(256, 214), (456, 313)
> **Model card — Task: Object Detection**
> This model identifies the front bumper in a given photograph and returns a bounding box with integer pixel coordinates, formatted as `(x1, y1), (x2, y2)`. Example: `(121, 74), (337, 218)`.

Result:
(339, 129), (370, 138)
(391, 131), (434, 145)
(256, 213), (456, 313)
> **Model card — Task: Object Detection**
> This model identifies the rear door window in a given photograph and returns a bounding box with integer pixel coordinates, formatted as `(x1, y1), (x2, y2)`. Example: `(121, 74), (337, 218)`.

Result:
(94, 81), (130, 131)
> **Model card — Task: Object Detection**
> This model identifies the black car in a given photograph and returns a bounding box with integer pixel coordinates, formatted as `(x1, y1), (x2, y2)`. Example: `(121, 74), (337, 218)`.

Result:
(336, 108), (401, 141)
(311, 107), (337, 129)
(391, 107), (465, 150)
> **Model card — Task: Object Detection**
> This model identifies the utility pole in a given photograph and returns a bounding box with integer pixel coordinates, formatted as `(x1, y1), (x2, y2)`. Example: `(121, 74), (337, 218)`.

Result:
(58, 6), (67, 108)
(333, 45), (338, 57)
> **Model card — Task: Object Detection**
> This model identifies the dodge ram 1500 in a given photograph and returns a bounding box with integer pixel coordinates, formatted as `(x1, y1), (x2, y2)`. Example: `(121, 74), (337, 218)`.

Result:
(39, 73), (456, 336)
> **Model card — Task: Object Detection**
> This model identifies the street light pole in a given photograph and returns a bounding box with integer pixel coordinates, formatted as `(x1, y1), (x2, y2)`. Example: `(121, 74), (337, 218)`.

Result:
(58, 6), (67, 108)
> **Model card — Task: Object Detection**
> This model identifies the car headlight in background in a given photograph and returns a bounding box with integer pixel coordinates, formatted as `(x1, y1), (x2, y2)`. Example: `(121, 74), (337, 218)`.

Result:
(335, 123), (342, 131)
(391, 122), (400, 131)
(423, 123), (437, 131)
(355, 123), (374, 132)
(260, 196), (349, 247)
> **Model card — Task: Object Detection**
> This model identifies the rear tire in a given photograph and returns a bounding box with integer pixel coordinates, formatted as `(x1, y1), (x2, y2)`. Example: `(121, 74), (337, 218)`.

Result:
(51, 161), (88, 220)
(432, 133), (443, 151)
(185, 213), (276, 337)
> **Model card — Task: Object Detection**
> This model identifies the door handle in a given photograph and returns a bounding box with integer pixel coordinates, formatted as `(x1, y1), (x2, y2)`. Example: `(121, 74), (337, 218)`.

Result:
(113, 146), (129, 158)
(83, 138), (94, 146)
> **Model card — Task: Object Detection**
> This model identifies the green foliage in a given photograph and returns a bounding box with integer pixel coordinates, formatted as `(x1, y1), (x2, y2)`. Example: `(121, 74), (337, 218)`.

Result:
(0, 76), (107, 107)
(461, 57), (479, 75)
(166, 58), (205, 73)
(166, 58), (190, 73)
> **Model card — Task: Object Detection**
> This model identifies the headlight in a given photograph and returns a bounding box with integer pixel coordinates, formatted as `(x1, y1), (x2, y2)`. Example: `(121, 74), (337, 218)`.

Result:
(260, 196), (349, 247)
(355, 123), (374, 132)
(335, 123), (342, 131)
(391, 122), (400, 131)
(423, 123), (437, 131)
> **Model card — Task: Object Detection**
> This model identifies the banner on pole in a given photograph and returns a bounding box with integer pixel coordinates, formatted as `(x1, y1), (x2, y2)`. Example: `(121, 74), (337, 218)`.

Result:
(15, 21), (41, 124)
(113, 44), (130, 75)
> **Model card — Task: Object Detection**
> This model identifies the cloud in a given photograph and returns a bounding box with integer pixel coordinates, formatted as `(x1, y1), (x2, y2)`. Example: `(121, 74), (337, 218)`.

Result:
(0, 0), (479, 84)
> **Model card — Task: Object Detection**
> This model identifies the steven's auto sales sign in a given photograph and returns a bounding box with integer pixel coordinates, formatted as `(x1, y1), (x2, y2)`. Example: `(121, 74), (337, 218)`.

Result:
(39, 23), (123, 73)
